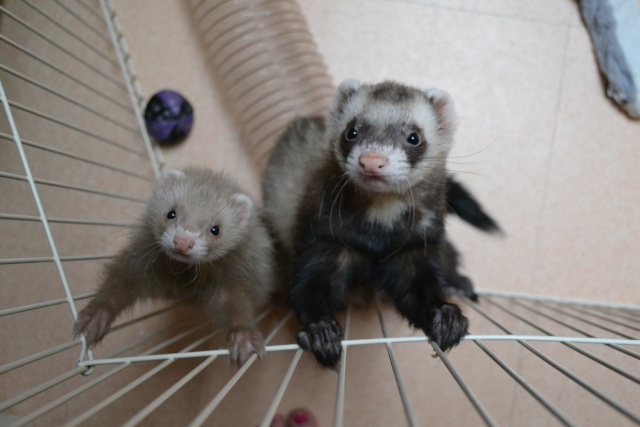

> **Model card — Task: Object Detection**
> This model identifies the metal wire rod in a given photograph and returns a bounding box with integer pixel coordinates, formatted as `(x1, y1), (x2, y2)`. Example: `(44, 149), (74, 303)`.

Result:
(78, 346), (293, 366)
(102, 317), (197, 361)
(0, 293), (94, 318)
(74, 303), (182, 366)
(480, 298), (640, 386)
(0, 64), (139, 134)
(497, 297), (640, 360)
(9, 321), (213, 427)
(22, 0), (119, 65)
(0, 5), (126, 89)
(69, 360), (175, 427)
(0, 340), (80, 375)
(528, 299), (638, 339)
(0, 171), (147, 204)
(342, 335), (640, 347)
(0, 305), (179, 382)
(472, 340), (574, 426)
(4, 99), (145, 156)
(376, 305), (417, 427)
(52, 0), (112, 44)
(129, 356), (218, 427)
(116, 309), (276, 427)
(79, 306), (273, 366)
(0, 366), (87, 413)
(0, 76), (94, 364)
(521, 302), (640, 384)
(74, 333), (640, 367)
(187, 357), (258, 427)
(477, 289), (640, 312)
(333, 307), (351, 427)
(110, 18), (143, 108)
(0, 35), (133, 112)
(64, 324), (216, 427)
(470, 298), (640, 424)
(431, 342), (497, 427)
(259, 349), (304, 427)
(0, 213), (134, 228)
(8, 363), (130, 427)
(0, 255), (112, 266)
(75, 0), (106, 23)
(0, 132), (154, 182)
(119, 337), (224, 427)
(187, 311), (295, 427)
(100, 0), (162, 178)
(54, 0), (109, 43)
(584, 306), (640, 326)
(522, 337), (640, 424)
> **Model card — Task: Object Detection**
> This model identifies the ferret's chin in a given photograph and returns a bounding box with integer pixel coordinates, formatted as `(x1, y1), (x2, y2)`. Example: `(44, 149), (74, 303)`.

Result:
(354, 174), (397, 193)
(167, 251), (197, 264)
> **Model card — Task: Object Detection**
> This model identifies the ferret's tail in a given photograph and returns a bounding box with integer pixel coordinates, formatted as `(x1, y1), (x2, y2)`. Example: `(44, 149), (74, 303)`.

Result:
(446, 177), (501, 234)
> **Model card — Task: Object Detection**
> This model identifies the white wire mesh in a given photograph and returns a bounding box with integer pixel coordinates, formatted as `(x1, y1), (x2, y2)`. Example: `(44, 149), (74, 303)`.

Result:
(1, 1), (639, 426)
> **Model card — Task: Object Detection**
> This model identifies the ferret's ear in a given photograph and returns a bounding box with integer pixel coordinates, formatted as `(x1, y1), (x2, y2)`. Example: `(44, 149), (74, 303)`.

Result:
(228, 193), (253, 229)
(156, 169), (185, 191)
(330, 79), (361, 117)
(425, 88), (457, 134)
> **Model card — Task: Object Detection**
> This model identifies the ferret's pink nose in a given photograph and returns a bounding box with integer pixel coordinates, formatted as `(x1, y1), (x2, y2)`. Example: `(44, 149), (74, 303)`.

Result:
(173, 235), (195, 253)
(359, 154), (389, 174)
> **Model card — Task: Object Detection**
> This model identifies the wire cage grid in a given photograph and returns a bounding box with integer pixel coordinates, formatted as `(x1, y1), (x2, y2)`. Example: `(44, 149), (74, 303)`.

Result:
(1, 1), (640, 426)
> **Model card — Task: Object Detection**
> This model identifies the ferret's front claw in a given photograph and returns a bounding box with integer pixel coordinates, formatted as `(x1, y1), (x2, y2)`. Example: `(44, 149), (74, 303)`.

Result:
(227, 327), (265, 366)
(73, 303), (116, 346)
(427, 303), (469, 352)
(296, 318), (342, 369)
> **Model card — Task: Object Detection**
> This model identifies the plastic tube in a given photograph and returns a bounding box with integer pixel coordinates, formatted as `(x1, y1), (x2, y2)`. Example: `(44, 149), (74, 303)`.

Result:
(190, 0), (334, 166)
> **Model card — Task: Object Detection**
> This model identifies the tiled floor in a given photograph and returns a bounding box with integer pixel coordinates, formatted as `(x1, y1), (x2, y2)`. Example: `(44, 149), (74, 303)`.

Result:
(118, 0), (640, 305)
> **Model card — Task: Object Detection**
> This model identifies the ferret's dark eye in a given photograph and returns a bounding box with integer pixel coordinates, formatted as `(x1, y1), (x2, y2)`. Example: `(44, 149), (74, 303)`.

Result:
(406, 133), (421, 146)
(167, 210), (176, 219)
(210, 225), (220, 236)
(345, 127), (358, 141)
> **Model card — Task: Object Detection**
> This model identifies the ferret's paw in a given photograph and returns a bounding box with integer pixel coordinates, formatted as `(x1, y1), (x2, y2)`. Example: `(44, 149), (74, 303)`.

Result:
(296, 318), (342, 369)
(227, 328), (265, 366)
(73, 304), (115, 346)
(427, 303), (469, 352)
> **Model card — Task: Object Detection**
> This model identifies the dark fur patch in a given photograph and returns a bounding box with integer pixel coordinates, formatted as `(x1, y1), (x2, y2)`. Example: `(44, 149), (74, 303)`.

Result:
(370, 82), (414, 103)
(446, 178), (501, 233)
(403, 129), (428, 167)
(339, 119), (375, 162)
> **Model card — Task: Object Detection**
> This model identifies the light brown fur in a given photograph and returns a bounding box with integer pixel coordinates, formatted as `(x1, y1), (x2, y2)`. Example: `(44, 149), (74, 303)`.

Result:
(73, 167), (275, 366)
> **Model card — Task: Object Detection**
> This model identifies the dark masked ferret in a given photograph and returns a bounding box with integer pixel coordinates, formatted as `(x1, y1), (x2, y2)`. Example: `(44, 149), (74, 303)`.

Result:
(74, 167), (274, 365)
(263, 80), (498, 368)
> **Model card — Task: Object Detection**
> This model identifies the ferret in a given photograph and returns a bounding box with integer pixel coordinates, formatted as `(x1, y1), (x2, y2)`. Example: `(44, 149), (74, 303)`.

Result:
(73, 167), (274, 366)
(263, 80), (499, 368)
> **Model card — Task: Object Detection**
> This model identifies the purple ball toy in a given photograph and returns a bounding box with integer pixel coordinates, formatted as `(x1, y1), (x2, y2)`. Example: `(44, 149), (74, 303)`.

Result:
(144, 90), (194, 144)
